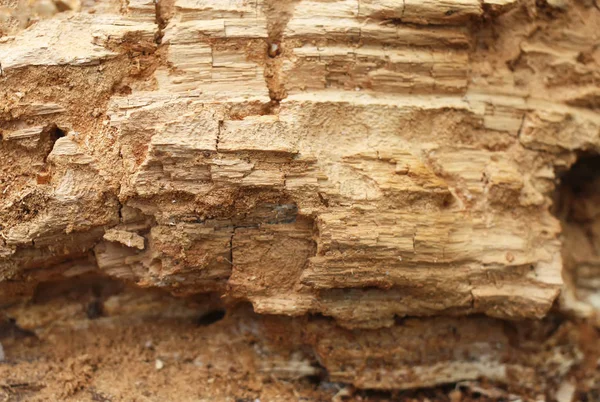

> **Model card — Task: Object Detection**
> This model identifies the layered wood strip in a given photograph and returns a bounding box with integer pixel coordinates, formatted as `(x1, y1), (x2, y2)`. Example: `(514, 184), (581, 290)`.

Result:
(0, 14), (155, 70)
(305, 315), (585, 391)
(159, 0), (268, 95)
(284, 46), (469, 94)
(99, 88), (591, 327)
(1, 0), (600, 379)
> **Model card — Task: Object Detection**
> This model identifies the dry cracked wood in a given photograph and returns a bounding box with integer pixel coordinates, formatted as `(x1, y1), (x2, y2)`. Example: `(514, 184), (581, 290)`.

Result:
(1, 0), (599, 395)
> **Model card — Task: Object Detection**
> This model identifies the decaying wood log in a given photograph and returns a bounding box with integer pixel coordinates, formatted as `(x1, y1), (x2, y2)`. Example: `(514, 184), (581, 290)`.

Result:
(0, 0), (599, 399)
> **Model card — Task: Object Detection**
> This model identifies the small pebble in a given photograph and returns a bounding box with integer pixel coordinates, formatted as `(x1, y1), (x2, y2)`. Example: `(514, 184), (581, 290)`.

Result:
(546, 0), (569, 8)
(268, 43), (280, 58)
(449, 389), (462, 402)
(155, 359), (164, 370)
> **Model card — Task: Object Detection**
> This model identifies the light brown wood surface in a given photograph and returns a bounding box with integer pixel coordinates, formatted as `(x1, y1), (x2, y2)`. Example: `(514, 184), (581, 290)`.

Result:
(0, 0), (599, 399)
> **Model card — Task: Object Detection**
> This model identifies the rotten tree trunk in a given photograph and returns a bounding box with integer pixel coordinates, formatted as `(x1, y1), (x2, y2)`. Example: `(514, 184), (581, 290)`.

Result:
(0, 0), (599, 400)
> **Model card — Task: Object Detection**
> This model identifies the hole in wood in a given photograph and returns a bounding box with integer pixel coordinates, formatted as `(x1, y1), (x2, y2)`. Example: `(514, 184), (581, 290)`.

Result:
(554, 153), (600, 314)
(196, 309), (226, 326)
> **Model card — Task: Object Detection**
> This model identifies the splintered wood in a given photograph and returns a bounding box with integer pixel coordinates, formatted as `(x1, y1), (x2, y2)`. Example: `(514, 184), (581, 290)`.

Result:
(1, 0), (599, 396)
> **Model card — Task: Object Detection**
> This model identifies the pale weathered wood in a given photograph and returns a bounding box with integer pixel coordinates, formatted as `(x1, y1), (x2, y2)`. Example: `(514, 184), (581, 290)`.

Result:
(0, 0), (599, 396)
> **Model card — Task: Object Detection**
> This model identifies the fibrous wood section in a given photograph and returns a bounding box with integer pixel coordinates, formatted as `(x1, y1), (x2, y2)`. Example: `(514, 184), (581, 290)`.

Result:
(1, 0), (599, 395)
(1, 280), (594, 400)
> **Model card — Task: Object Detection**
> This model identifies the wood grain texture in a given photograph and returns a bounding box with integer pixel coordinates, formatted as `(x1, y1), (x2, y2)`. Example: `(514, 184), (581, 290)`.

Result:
(1, 0), (599, 395)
